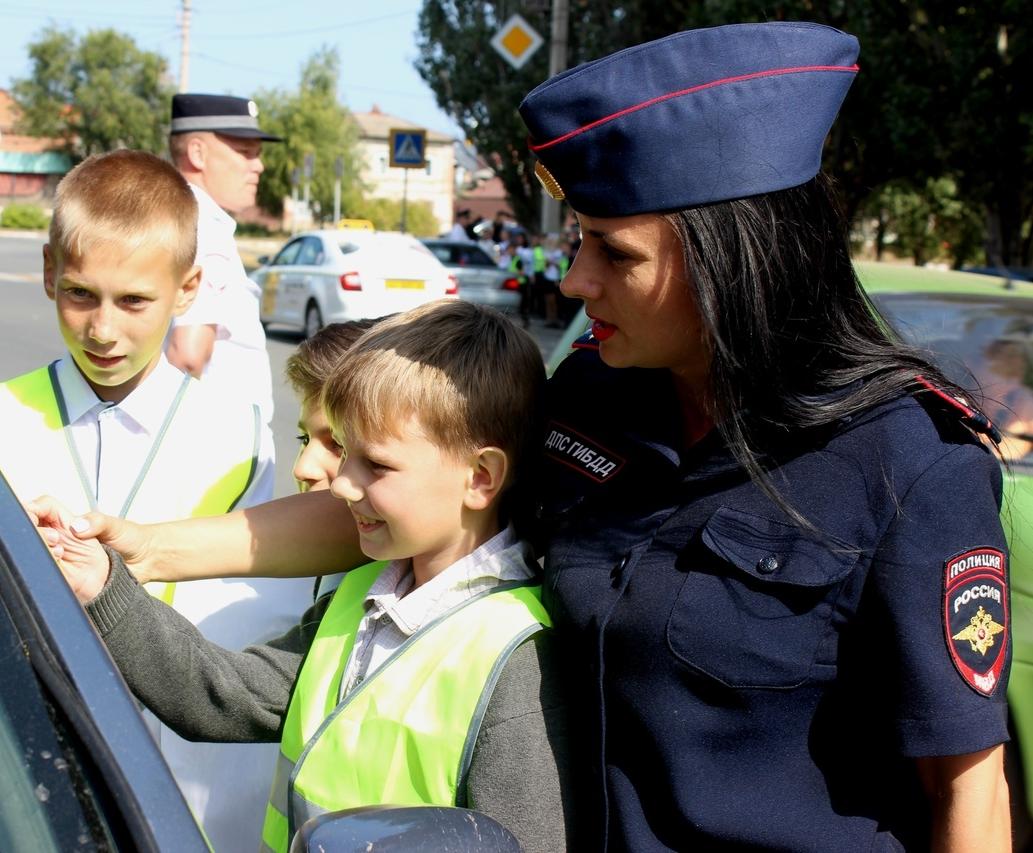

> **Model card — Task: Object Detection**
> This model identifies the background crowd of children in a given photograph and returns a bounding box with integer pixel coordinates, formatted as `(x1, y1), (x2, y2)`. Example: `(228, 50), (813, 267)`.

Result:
(449, 207), (582, 329)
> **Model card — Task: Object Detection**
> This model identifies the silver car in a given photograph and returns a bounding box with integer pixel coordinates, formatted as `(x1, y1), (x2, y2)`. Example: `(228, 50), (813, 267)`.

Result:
(421, 239), (522, 314)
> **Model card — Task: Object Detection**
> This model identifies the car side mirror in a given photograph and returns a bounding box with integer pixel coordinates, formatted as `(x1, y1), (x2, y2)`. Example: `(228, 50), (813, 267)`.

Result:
(257, 255), (270, 266)
(289, 804), (522, 853)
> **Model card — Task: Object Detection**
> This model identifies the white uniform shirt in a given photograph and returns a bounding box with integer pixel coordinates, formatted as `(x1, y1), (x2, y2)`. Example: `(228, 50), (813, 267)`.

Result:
(447, 222), (473, 242)
(53, 354), (309, 853)
(169, 184), (275, 426)
(338, 526), (536, 699)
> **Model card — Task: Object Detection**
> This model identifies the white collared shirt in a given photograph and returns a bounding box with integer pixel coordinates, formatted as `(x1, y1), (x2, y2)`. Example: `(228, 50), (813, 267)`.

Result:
(168, 184), (274, 426)
(53, 354), (273, 515)
(338, 526), (537, 700)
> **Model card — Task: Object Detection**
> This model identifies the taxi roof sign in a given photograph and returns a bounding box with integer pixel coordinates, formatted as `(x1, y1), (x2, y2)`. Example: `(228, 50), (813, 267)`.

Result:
(389, 128), (426, 169)
(491, 14), (543, 70)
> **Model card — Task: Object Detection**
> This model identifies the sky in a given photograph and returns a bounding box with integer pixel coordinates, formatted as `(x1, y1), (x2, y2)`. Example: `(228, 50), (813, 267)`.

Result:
(0, 0), (464, 138)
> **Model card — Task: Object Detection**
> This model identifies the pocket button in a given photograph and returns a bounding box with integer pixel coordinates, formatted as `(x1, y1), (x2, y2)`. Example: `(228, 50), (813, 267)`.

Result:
(756, 554), (780, 575)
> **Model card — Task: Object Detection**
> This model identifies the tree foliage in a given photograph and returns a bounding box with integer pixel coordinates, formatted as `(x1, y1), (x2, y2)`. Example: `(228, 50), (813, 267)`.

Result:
(12, 26), (172, 158)
(350, 197), (439, 236)
(860, 178), (983, 268)
(253, 47), (363, 220)
(415, 1), (1032, 264)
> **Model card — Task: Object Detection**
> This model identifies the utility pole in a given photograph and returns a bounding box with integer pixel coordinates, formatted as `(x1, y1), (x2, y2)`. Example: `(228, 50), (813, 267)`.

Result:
(179, 0), (191, 92)
(333, 156), (343, 225)
(539, 0), (568, 236)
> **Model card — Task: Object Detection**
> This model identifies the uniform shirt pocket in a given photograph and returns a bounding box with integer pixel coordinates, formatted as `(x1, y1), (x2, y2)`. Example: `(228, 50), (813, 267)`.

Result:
(667, 506), (859, 689)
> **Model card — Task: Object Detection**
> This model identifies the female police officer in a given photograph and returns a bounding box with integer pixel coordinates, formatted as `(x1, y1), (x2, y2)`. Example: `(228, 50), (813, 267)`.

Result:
(519, 21), (1012, 852)
(39, 20), (1012, 853)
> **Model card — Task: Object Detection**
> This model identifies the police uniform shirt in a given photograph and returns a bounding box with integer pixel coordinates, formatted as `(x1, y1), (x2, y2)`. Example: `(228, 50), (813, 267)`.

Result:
(169, 184), (275, 426)
(538, 347), (1011, 851)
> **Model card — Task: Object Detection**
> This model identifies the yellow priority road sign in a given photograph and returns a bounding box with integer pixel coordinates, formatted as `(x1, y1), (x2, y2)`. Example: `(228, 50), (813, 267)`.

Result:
(389, 128), (427, 169)
(491, 14), (544, 71)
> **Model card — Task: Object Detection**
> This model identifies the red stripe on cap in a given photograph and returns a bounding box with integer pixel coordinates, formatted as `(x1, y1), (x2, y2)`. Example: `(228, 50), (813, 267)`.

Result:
(529, 64), (860, 152)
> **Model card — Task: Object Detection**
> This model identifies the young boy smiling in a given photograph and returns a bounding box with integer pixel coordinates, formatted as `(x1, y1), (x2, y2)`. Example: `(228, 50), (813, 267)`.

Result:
(0, 150), (312, 853)
(53, 300), (574, 852)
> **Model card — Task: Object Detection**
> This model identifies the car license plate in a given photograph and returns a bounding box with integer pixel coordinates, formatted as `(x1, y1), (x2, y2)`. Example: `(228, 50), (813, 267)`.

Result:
(385, 279), (424, 290)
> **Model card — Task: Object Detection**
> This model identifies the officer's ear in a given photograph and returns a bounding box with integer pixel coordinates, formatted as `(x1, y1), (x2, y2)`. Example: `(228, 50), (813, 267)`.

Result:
(184, 134), (208, 172)
(464, 447), (509, 512)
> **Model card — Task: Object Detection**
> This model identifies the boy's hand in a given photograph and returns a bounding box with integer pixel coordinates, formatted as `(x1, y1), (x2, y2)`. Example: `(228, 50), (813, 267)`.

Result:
(52, 526), (111, 604)
(26, 496), (158, 585)
(24, 495), (110, 603)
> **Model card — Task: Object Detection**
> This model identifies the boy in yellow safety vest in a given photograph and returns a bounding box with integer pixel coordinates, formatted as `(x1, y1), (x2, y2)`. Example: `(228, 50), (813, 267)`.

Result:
(0, 150), (314, 852)
(52, 300), (576, 852)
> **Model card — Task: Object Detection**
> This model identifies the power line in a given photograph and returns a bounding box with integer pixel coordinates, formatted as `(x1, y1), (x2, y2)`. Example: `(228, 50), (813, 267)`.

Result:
(190, 51), (439, 103)
(190, 9), (416, 41)
(0, 3), (176, 25)
(189, 0), (295, 15)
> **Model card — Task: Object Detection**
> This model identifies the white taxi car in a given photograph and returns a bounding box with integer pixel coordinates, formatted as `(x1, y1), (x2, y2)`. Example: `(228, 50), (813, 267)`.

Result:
(253, 229), (457, 338)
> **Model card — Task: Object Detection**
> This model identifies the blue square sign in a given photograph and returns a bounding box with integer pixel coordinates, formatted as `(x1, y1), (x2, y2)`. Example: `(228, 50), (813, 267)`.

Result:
(389, 128), (427, 168)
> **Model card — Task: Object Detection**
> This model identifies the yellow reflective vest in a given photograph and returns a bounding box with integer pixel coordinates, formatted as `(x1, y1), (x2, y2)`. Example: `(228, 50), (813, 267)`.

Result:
(260, 562), (551, 853)
(0, 362), (261, 603)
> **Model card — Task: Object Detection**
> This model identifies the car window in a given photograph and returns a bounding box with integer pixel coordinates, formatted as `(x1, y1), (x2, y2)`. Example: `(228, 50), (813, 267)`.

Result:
(0, 597), (113, 849)
(875, 293), (1033, 464)
(295, 237), (325, 266)
(271, 240), (304, 266)
(426, 245), (453, 264)
(338, 242), (360, 256)
(457, 246), (495, 267)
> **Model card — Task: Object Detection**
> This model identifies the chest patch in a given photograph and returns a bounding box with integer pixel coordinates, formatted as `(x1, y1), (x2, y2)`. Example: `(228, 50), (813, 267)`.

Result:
(543, 420), (626, 483)
(943, 547), (1008, 696)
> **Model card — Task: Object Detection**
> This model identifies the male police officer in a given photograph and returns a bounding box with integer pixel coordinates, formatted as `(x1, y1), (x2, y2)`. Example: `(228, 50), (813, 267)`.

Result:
(165, 94), (310, 853)
(167, 94), (278, 427)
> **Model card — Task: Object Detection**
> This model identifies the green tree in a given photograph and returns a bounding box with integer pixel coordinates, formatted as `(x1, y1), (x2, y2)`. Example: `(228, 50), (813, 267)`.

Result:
(254, 47), (363, 220)
(415, 2), (551, 230)
(350, 197), (439, 236)
(862, 178), (984, 268)
(12, 26), (172, 158)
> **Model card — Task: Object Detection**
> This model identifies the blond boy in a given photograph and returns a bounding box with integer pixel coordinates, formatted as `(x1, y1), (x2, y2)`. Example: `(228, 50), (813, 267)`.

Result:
(0, 150), (312, 853)
(55, 300), (574, 852)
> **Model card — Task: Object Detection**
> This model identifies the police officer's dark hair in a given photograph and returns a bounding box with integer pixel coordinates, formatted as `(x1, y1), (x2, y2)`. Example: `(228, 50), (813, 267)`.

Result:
(665, 173), (987, 526)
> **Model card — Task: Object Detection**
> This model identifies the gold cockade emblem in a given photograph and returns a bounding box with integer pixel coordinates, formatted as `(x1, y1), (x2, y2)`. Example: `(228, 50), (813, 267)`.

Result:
(952, 606), (1006, 656)
(535, 160), (565, 201)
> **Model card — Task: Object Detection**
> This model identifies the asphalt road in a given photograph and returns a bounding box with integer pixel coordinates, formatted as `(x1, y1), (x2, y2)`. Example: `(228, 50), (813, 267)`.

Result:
(0, 232), (568, 499)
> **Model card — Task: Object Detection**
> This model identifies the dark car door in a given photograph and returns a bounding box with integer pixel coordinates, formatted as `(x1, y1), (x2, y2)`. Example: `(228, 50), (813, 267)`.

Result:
(0, 475), (207, 851)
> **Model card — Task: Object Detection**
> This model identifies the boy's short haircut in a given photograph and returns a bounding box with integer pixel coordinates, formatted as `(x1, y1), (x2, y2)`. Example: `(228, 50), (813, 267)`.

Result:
(321, 300), (545, 510)
(49, 149), (198, 275)
(284, 319), (382, 406)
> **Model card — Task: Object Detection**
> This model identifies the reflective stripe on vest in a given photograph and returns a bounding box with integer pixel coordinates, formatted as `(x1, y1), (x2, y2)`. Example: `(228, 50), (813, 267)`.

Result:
(533, 245), (546, 272)
(0, 364), (260, 604)
(507, 255), (526, 282)
(259, 566), (550, 853)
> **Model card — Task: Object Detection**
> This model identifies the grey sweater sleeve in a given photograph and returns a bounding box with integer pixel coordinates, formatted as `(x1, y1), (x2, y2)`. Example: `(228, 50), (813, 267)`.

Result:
(466, 631), (580, 853)
(87, 548), (328, 743)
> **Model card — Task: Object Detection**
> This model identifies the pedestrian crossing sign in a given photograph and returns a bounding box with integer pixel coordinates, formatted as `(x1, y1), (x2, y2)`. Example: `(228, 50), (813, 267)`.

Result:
(389, 128), (427, 169)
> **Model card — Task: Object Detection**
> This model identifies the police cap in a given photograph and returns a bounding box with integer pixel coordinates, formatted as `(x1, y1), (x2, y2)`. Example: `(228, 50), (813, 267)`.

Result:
(519, 22), (859, 217)
(170, 93), (282, 141)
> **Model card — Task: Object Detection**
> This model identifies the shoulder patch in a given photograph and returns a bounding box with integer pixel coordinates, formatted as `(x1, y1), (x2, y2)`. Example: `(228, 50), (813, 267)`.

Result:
(916, 376), (1003, 445)
(544, 420), (625, 483)
(943, 547), (1008, 696)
